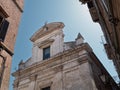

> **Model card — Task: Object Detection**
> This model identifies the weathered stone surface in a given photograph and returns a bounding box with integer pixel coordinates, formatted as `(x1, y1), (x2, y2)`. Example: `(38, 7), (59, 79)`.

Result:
(0, 0), (24, 90)
(12, 22), (98, 90)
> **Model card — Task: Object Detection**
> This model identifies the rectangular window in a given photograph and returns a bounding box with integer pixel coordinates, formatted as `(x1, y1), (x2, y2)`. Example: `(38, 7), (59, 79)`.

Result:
(43, 46), (50, 60)
(42, 86), (50, 90)
(0, 15), (9, 42)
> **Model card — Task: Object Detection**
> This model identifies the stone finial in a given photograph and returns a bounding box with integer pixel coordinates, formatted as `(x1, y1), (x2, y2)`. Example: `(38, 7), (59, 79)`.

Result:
(43, 21), (48, 31)
(76, 33), (84, 40)
(19, 60), (24, 65)
(75, 33), (84, 45)
(18, 60), (24, 70)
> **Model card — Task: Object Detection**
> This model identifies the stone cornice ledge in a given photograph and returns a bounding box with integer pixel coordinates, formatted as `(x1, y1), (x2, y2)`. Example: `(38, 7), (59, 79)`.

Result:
(12, 0), (23, 12)
(12, 43), (92, 77)
(0, 6), (9, 18)
(0, 41), (14, 56)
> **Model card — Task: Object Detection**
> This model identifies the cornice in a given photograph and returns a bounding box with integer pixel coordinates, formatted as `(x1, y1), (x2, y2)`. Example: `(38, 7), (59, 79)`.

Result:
(38, 39), (54, 48)
(12, 0), (23, 12)
(0, 41), (14, 56)
(12, 43), (92, 77)
(0, 6), (9, 18)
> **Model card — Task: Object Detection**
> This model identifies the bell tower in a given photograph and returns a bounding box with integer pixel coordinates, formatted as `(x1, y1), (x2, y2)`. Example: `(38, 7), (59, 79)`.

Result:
(0, 0), (24, 89)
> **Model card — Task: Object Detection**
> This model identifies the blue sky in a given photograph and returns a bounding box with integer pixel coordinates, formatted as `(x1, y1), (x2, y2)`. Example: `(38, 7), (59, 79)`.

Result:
(9, 0), (118, 89)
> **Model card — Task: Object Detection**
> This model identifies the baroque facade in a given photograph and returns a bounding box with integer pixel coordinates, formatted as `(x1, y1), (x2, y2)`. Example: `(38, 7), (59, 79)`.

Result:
(79, 0), (120, 78)
(0, 0), (24, 90)
(12, 22), (119, 90)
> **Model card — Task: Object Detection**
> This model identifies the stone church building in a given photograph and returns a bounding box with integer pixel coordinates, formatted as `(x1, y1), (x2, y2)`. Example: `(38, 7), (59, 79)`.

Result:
(12, 22), (119, 90)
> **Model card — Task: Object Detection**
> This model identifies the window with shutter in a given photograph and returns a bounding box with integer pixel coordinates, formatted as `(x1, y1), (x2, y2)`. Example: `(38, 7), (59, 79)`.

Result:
(0, 15), (9, 42)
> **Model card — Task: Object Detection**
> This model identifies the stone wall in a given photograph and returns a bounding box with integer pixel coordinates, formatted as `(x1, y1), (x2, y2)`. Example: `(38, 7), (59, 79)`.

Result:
(13, 42), (98, 90)
(0, 0), (23, 51)
(0, 0), (24, 89)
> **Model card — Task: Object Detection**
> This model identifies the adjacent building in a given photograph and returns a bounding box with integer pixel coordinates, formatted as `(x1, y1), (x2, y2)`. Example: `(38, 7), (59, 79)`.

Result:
(12, 22), (119, 90)
(0, 0), (24, 89)
(89, 52), (119, 90)
(79, 0), (120, 78)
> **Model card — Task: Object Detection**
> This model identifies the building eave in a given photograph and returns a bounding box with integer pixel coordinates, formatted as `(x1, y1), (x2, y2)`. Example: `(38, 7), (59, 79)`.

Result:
(0, 41), (14, 56)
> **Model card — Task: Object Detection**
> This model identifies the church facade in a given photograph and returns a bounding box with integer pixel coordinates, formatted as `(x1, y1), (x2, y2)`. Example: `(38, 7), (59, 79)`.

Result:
(12, 22), (119, 90)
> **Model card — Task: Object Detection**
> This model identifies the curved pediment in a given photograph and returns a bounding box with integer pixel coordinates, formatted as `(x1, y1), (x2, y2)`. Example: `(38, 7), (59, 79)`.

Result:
(30, 22), (65, 42)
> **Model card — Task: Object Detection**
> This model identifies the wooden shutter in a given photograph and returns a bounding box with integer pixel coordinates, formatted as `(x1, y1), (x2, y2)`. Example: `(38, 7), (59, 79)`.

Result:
(0, 16), (9, 42)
